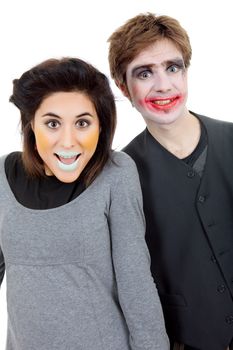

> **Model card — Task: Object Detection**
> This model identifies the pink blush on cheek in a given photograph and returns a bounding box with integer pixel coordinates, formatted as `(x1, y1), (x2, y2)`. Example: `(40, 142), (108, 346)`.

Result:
(138, 98), (147, 107)
(131, 85), (139, 94)
(131, 85), (142, 100)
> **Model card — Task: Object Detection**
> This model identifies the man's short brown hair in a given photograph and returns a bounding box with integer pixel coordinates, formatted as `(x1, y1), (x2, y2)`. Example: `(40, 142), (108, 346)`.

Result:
(108, 12), (192, 88)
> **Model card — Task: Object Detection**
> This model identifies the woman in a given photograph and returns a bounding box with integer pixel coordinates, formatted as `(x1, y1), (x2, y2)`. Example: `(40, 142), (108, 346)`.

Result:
(0, 57), (169, 350)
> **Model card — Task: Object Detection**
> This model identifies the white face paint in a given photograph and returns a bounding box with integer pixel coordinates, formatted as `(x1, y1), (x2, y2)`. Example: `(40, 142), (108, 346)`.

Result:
(125, 39), (188, 129)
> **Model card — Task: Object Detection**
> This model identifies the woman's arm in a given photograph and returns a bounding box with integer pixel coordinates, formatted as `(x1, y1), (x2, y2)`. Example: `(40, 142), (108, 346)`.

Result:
(109, 153), (169, 350)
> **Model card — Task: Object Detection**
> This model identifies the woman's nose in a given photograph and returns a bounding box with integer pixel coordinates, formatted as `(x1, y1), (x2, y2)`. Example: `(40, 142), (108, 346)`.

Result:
(60, 127), (76, 148)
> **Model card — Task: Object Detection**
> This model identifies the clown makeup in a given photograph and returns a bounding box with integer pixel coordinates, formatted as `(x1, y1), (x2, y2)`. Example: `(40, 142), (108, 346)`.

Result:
(125, 38), (189, 129)
(31, 91), (100, 183)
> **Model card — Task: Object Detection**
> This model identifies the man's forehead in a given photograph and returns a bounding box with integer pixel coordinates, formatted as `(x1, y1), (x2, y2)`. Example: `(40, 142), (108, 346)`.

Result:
(127, 39), (183, 70)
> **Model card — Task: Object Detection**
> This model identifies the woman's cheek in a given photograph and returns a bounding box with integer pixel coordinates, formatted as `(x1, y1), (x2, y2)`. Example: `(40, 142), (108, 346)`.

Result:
(81, 129), (100, 152)
(35, 129), (52, 152)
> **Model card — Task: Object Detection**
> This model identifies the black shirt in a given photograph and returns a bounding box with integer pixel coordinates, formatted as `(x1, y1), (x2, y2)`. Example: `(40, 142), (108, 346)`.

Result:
(4, 152), (85, 210)
(181, 121), (207, 170)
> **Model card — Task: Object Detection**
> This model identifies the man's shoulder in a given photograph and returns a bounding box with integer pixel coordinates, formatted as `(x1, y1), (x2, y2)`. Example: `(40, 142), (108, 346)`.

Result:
(122, 129), (147, 156)
(193, 112), (233, 147)
(193, 112), (233, 129)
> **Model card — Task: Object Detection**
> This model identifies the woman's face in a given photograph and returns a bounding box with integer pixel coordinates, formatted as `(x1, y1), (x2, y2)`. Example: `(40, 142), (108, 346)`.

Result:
(32, 91), (100, 183)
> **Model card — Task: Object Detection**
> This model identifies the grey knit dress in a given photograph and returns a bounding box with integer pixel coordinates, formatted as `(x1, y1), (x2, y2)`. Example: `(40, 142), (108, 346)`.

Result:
(0, 151), (169, 350)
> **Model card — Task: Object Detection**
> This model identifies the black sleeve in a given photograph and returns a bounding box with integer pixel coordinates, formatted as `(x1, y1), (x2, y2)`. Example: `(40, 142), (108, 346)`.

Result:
(0, 246), (5, 287)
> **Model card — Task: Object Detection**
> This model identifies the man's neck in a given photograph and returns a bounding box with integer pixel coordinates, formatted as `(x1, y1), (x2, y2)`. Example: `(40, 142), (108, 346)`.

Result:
(147, 110), (201, 159)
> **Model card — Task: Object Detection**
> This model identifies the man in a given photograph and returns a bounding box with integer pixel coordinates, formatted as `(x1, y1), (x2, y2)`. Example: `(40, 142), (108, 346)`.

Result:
(108, 12), (233, 350)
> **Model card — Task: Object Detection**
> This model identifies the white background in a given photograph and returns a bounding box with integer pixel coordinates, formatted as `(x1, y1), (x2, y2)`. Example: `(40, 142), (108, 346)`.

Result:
(0, 0), (232, 347)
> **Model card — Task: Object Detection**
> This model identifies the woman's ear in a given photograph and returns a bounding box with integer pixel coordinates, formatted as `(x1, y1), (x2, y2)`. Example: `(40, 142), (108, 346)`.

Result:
(30, 120), (34, 132)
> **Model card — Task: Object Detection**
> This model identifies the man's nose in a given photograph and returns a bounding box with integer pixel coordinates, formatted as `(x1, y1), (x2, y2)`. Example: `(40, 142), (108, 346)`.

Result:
(152, 71), (172, 93)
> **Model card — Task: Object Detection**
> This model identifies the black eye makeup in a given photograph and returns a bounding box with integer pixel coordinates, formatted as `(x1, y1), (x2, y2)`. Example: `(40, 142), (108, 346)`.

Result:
(131, 65), (154, 79)
(45, 119), (60, 129)
(166, 59), (185, 73)
(138, 69), (153, 79)
(76, 119), (90, 128)
(130, 58), (185, 80)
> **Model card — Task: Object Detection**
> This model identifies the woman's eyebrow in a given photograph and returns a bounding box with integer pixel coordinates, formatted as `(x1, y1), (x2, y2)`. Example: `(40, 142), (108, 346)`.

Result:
(41, 112), (94, 118)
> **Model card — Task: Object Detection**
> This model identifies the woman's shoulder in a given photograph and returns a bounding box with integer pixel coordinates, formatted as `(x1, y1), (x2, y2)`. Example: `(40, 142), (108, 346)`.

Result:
(108, 151), (137, 172)
(111, 150), (136, 166)
(2, 151), (23, 174)
(1, 151), (22, 162)
(0, 152), (23, 200)
(101, 151), (139, 186)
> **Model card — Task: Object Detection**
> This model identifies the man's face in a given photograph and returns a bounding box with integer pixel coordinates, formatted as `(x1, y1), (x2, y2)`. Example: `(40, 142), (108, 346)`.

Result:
(125, 38), (188, 128)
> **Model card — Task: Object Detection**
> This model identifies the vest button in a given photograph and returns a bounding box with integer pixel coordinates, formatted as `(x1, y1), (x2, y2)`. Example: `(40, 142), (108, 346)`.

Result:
(187, 170), (195, 178)
(198, 195), (206, 203)
(225, 315), (233, 324)
(217, 284), (226, 293)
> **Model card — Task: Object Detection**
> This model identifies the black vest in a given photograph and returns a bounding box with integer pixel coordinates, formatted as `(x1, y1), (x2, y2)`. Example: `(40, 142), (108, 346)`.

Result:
(124, 113), (233, 350)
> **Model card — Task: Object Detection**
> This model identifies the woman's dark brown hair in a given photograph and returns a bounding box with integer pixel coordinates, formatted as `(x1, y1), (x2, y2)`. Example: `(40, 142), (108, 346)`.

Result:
(10, 57), (117, 185)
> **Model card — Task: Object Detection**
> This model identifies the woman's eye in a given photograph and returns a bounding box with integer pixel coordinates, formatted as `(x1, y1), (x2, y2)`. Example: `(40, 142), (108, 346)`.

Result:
(138, 70), (152, 79)
(77, 120), (89, 128)
(46, 120), (60, 129)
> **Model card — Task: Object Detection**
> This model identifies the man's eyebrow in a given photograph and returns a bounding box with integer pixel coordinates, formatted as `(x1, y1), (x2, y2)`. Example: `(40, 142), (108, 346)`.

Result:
(130, 57), (185, 76)
(165, 58), (185, 67)
(131, 64), (154, 77)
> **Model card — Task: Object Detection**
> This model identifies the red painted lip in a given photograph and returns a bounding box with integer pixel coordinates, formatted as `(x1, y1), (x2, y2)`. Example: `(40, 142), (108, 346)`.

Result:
(146, 95), (182, 111)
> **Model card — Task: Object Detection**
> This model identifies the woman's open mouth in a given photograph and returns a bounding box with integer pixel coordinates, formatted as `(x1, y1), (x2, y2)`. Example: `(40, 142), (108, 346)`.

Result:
(54, 151), (81, 172)
(55, 151), (80, 164)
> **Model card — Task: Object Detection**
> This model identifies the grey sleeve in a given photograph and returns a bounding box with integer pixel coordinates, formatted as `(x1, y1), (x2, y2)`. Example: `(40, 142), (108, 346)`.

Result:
(0, 246), (5, 287)
(109, 155), (169, 350)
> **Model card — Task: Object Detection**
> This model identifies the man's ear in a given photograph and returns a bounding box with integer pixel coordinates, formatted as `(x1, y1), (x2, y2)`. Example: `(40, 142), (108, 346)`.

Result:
(116, 81), (130, 99)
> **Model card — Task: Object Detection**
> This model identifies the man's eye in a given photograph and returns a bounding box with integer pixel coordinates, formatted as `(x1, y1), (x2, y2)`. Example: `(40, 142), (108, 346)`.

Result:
(46, 120), (60, 128)
(138, 70), (152, 79)
(167, 65), (180, 73)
